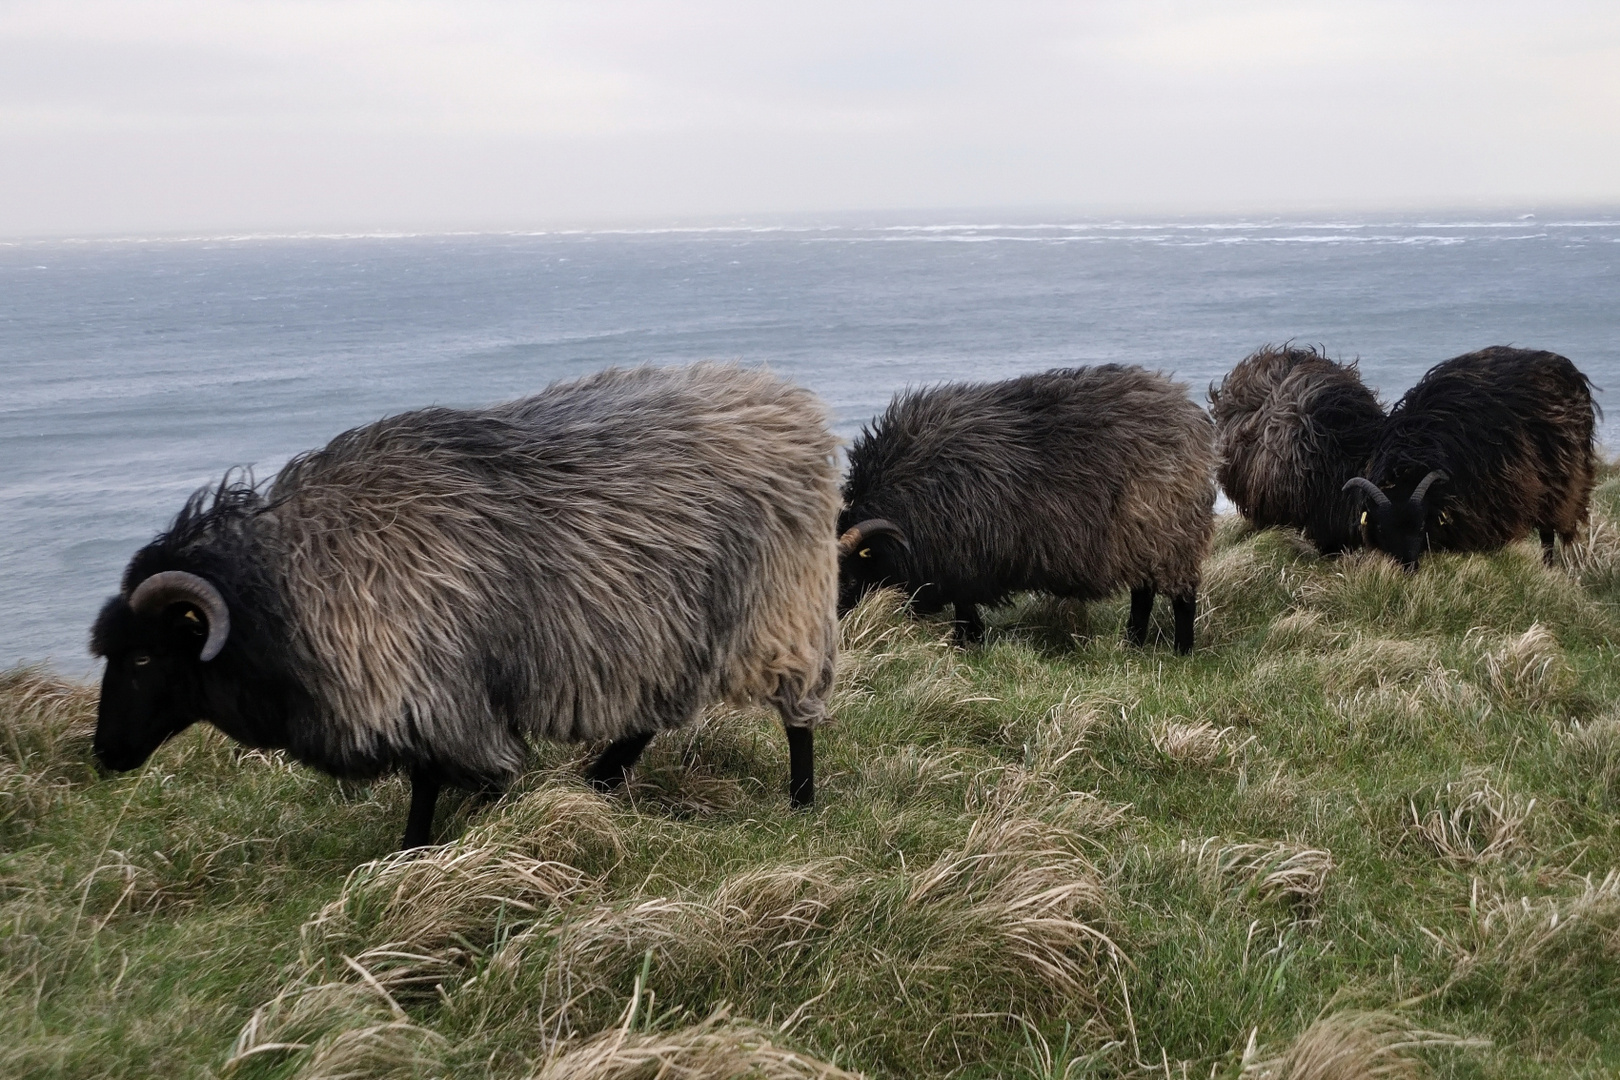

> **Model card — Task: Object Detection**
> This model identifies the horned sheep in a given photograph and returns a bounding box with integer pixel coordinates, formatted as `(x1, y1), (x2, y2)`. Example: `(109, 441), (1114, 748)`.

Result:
(836, 365), (1216, 653)
(90, 364), (841, 849)
(1343, 346), (1599, 571)
(1208, 344), (1387, 555)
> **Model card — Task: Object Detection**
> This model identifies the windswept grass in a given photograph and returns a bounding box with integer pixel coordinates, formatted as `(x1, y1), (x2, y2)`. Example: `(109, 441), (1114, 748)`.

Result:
(11, 471), (1620, 1077)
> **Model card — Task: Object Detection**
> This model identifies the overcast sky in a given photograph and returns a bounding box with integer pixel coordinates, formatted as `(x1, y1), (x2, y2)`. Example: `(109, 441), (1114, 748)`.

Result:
(2, 1), (1617, 236)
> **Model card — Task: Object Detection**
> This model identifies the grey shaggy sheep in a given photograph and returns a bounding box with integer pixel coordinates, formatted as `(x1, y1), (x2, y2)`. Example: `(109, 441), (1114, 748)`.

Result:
(90, 364), (841, 848)
(1208, 345), (1387, 554)
(837, 365), (1216, 652)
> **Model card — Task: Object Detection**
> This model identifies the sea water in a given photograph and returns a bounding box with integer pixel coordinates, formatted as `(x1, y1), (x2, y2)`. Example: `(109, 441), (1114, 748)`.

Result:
(3, 215), (1618, 672)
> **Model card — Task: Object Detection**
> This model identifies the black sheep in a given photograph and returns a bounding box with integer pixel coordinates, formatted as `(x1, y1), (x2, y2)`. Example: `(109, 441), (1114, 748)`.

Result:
(838, 365), (1215, 653)
(1343, 346), (1598, 571)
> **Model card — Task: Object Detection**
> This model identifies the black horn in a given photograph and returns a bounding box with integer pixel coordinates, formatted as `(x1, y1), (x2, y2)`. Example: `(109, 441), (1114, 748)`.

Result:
(1342, 477), (1392, 509)
(1409, 470), (1448, 505)
(129, 571), (231, 661)
(837, 518), (909, 557)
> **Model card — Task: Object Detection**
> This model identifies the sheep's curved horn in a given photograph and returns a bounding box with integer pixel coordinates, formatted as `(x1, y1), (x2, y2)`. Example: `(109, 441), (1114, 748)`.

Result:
(1410, 470), (1448, 506)
(838, 518), (910, 557)
(1342, 477), (1392, 509)
(129, 571), (231, 662)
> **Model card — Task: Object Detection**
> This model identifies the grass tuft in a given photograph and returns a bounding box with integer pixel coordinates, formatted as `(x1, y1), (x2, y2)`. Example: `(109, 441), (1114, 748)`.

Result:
(1408, 775), (1534, 868)
(299, 844), (596, 997)
(1242, 1010), (1487, 1080)
(1185, 838), (1335, 914)
(0, 667), (97, 837)
(1152, 720), (1246, 769)
(528, 1005), (860, 1080)
(226, 981), (442, 1078)
(1474, 623), (1577, 711)
(1439, 870), (1620, 1035)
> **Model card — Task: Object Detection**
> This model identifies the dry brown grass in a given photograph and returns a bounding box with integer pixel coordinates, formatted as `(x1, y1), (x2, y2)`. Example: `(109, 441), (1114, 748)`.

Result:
(470, 785), (626, 871)
(0, 667), (97, 832)
(1561, 512), (1620, 585)
(1260, 610), (1344, 654)
(1440, 870), (1620, 1002)
(1017, 692), (1115, 773)
(1152, 719), (1246, 769)
(1322, 636), (1482, 730)
(1185, 838), (1335, 914)
(831, 588), (953, 699)
(556, 860), (857, 976)
(1408, 776), (1534, 868)
(227, 980), (446, 1077)
(290, 1020), (447, 1080)
(1323, 637), (1439, 695)
(906, 813), (1119, 1004)
(1196, 542), (1296, 646)
(236, 762), (1127, 1076)
(300, 843), (597, 995)
(1241, 1010), (1486, 1080)
(1559, 713), (1620, 801)
(1474, 623), (1575, 710)
(528, 1007), (861, 1080)
(831, 589), (996, 740)
(857, 744), (971, 800)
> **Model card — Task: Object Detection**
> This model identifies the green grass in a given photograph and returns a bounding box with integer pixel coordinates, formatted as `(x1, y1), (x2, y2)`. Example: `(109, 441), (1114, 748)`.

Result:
(11, 477), (1620, 1078)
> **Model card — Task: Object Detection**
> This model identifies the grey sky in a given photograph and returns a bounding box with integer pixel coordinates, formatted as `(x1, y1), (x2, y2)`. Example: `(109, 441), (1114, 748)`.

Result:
(2, 1), (1617, 235)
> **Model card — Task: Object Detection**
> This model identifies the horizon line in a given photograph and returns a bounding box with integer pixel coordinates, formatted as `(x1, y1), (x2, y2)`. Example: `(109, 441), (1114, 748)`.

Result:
(4, 206), (1619, 247)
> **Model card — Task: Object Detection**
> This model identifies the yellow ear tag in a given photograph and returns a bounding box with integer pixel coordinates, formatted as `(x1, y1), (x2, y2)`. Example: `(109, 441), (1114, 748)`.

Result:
(1360, 511), (1367, 526)
(859, 548), (872, 558)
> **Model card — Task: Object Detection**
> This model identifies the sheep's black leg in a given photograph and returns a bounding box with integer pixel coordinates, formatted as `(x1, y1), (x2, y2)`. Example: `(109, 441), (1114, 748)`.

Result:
(1127, 585), (1156, 648)
(1540, 527), (1556, 565)
(402, 768), (441, 850)
(585, 731), (655, 792)
(953, 601), (984, 646)
(786, 724), (814, 809)
(1172, 590), (1196, 655)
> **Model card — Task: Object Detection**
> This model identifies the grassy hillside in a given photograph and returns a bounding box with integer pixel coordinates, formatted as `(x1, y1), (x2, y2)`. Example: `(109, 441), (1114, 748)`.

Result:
(9, 475), (1620, 1078)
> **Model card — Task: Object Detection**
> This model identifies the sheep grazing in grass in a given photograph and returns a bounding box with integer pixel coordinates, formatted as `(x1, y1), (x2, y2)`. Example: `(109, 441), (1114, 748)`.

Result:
(1343, 346), (1599, 571)
(90, 364), (841, 849)
(1208, 345), (1387, 555)
(837, 365), (1216, 653)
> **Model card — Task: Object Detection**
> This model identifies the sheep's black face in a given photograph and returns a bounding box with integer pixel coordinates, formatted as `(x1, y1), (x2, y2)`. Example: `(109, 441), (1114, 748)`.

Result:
(1362, 500), (1431, 572)
(837, 533), (913, 615)
(90, 598), (206, 771)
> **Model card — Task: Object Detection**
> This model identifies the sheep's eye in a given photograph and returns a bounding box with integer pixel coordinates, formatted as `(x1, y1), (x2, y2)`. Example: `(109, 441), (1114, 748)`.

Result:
(1360, 511), (1367, 526)
(133, 655), (151, 667)
(859, 548), (872, 559)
